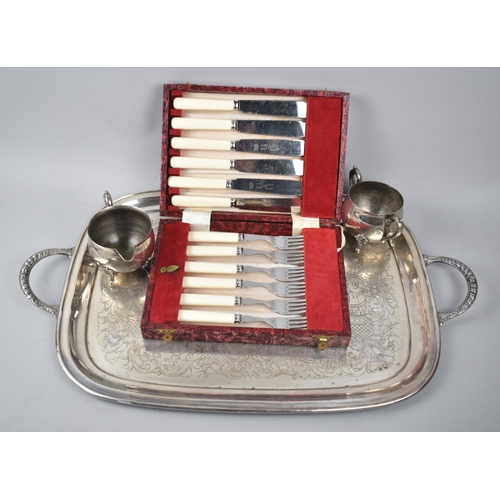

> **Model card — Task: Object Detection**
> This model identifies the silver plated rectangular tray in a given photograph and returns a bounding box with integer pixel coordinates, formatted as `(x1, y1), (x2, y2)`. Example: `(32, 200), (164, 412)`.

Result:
(19, 191), (477, 413)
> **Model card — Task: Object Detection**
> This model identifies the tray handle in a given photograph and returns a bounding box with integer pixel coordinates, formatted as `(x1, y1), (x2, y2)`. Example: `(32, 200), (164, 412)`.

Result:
(423, 255), (478, 325)
(19, 248), (73, 317)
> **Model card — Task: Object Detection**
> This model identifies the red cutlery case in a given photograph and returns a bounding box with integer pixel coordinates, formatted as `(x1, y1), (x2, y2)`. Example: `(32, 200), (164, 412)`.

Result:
(141, 83), (352, 349)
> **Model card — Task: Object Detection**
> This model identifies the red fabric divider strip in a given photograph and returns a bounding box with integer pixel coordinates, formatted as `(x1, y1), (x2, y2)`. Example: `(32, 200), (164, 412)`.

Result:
(303, 228), (344, 331)
(210, 212), (293, 236)
(148, 221), (190, 324)
(301, 96), (343, 219)
(167, 187), (180, 196)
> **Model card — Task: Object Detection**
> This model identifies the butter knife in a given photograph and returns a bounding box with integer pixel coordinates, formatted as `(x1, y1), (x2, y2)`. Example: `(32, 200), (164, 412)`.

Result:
(171, 137), (304, 157)
(173, 98), (307, 118)
(170, 195), (301, 212)
(170, 157), (304, 176)
(171, 117), (306, 138)
(168, 176), (302, 196)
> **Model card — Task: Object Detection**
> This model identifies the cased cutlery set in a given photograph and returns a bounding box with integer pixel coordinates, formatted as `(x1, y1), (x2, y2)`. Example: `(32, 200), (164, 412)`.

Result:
(137, 84), (351, 349)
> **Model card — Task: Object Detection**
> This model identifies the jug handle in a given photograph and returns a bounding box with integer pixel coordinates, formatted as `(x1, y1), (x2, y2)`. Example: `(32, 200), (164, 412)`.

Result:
(349, 166), (362, 186)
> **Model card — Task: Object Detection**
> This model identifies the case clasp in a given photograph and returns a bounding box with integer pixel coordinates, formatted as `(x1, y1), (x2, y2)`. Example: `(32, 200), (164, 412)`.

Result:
(156, 329), (176, 342)
(313, 335), (332, 350)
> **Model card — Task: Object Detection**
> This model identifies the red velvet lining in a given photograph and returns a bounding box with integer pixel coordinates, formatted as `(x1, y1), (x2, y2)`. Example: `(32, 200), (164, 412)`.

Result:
(148, 221), (190, 324)
(302, 97), (343, 220)
(303, 228), (344, 331)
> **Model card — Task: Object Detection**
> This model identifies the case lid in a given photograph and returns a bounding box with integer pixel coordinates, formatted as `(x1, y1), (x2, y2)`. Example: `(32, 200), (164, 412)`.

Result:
(160, 83), (349, 223)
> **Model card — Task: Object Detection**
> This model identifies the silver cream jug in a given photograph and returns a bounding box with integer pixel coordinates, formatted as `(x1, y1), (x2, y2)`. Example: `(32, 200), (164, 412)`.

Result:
(87, 191), (155, 283)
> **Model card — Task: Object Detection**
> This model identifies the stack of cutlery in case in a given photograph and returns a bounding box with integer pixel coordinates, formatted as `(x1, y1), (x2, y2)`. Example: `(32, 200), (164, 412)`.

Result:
(141, 84), (352, 349)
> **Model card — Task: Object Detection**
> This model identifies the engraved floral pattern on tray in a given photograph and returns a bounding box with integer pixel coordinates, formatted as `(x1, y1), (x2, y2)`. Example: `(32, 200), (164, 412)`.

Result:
(92, 232), (406, 385)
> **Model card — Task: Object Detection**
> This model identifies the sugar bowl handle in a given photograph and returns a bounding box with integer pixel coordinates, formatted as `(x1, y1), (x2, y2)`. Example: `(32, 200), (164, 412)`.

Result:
(19, 248), (73, 317)
(103, 190), (113, 207)
(423, 255), (478, 325)
(349, 166), (362, 186)
(383, 216), (404, 241)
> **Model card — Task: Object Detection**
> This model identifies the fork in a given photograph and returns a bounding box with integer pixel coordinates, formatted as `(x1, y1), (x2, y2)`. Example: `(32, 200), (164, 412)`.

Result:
(180, 293), (306, 315)
(239, 234), (304, 250)
(188, 231), (304, 250)
(178, 309), (307, 330)
(184, 261), (304, 282)
(186, 245), (304, 265)
(182, 276), (305, 298)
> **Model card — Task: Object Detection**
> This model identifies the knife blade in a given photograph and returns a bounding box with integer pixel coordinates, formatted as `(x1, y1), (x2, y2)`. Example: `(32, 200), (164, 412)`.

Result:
(171, 137), (304, 157)
(173, 98), (307, 118)
(168, 176), (302, 196)
(171, 117), (306, 138)
(170, 195), (301, 212)
(170, 157), (304, 176)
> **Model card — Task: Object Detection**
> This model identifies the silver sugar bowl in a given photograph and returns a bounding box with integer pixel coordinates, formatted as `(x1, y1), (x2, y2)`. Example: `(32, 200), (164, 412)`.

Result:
(342, 167), (404, 253)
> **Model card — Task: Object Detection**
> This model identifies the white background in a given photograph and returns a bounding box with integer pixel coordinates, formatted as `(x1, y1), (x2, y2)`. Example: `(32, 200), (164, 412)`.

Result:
(3, 67), (498, 432)
(1, 3), (498, 497)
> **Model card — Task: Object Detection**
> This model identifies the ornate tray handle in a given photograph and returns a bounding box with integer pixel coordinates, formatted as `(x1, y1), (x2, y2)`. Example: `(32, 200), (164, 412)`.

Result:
(423, 255), (478, 325)
(19, 248), (73, 317)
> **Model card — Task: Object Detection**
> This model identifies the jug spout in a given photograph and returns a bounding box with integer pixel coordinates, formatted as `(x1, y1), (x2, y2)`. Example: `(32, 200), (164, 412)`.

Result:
(113, 246), (137, 263)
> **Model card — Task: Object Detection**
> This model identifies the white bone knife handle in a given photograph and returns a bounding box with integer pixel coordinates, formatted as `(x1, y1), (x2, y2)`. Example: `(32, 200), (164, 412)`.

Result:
(180, 293), (236, 307)
(182, 276), (237, 289)
(171, 117), (233, 131)
(173, 98), (235, 112)
(184, 261), (239, 275)
(171, 137), (233, 151)
(171, 195), (233, 208)
(178, 309), (235, 325)
(186, 245), (237, 257)
(170, 157), (232, 170)
(168, 177), (228, 190)
(188, 231), (240, 243)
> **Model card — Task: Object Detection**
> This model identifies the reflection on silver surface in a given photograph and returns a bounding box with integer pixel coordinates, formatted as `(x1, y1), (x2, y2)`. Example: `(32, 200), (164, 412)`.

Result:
(20, 191), (477, 412)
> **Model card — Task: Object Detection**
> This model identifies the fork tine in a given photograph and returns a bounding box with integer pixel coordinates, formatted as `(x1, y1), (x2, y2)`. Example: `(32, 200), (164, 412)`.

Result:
(285, 300), (306, 307)
(273, 299), (306, 314)
(243, 234), (304, 250)
(286, 305), (307, 314)
(285, 283), (305, 290)
(242, 280), (306, 298)
(284, 257), (304, 265)
(289, 323), (307, 329)
(243, 265), (304, 282)
(240, 297), (305, 315)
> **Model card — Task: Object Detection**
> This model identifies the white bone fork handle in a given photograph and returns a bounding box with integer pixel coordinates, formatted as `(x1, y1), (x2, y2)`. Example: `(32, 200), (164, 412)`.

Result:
(178, 309), (237, 325)
(182, 276), (238, 290)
